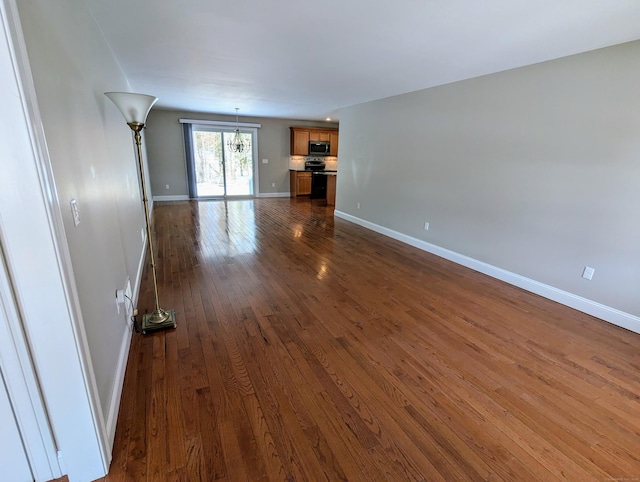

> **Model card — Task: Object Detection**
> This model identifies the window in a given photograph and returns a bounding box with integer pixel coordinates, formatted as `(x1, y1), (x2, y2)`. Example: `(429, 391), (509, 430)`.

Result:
(181, 119), (260, 198)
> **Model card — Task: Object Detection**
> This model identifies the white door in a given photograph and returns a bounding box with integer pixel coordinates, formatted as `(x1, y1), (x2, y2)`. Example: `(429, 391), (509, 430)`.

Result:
(0, 370), (33, 481)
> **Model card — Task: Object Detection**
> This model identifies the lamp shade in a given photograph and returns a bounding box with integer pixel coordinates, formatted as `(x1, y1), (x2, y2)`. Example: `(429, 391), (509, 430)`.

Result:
(104, 92), (158, 124)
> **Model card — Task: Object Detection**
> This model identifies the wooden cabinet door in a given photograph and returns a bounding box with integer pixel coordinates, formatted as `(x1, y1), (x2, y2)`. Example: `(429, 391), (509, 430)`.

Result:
(309, 130), (329, 142)
(291, 171), (311, 196)
(289, 171), (297, 197)
(290, 128), (310, 156)
(329, 131), (339, 157)
(326, 175), (336, 206)
(291, 127), (339, 156)
(297, 173), (312, 195)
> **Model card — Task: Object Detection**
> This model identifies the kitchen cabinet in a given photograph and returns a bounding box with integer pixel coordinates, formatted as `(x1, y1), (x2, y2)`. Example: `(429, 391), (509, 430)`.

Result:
(329, 131), (339, 157)
(290, 128), (310, 156)
(326, 174), (337, 206)
(290, 170), (312, 197)
(290, 127), (339, 156)
(310, 131), (330, 142)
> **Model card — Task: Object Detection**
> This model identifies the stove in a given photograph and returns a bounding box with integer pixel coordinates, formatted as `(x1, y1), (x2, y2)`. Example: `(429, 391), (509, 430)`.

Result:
(305, 159), (326, 171)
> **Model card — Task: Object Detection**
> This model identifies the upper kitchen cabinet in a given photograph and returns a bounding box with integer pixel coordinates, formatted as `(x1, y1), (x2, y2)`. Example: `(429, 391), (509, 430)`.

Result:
(290, 128), (310, 156)
(329, 131), (339, 157)
(310, 130), (331, 142)
(290, 127), (339, 156)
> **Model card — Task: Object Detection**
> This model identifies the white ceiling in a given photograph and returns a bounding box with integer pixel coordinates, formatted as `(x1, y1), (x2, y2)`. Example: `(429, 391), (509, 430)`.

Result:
(85, 0), (640, 121)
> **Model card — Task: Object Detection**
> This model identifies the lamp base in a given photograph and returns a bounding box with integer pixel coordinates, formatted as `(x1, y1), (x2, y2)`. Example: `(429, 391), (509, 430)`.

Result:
(141, 309), (176, 334)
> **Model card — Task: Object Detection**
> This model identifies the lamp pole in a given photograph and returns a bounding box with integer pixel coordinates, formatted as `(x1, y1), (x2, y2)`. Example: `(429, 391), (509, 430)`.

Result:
(105, 92), (176, 334)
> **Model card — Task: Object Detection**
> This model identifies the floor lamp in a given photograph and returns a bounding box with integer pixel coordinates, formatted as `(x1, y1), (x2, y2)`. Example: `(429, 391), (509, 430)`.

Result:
(105, 92), (176, 334)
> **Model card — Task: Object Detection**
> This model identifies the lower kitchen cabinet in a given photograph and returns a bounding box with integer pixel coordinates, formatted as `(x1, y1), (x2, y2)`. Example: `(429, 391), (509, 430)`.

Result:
(290, 170), (312, 197)
(326, 174), (336, 206)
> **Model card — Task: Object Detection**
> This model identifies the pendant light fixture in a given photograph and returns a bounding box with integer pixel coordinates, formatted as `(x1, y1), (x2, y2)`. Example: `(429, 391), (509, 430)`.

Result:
(226, 107), (250, 153)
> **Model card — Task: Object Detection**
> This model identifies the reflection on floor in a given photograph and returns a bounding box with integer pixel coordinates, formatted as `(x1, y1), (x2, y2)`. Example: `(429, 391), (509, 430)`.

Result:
(102, 198), (640, 481)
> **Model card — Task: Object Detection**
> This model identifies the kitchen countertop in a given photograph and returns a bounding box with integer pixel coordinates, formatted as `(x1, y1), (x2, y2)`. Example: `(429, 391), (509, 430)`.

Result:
(289, 169), (337, 173)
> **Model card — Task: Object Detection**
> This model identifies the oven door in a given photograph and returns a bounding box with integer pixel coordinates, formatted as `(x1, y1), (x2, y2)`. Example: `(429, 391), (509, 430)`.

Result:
(311, 172), (328, 199)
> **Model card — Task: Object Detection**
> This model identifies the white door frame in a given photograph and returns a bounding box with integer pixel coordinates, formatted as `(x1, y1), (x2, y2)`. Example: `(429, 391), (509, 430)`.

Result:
(0, 369), (32, 481)
(189, 125), (260, 197)
(0, 0), (109, 480)
(180, 118), (261, 198)
(0, 252), (60, 481)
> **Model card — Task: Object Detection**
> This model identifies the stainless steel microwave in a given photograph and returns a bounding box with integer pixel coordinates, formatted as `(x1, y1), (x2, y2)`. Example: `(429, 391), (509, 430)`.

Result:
(309, 141), (330, 156)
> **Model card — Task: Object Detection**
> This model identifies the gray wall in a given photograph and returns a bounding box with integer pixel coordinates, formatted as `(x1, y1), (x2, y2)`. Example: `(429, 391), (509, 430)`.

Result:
(17, 0), (147, 423)
(336, 41), (640, 317)
(145, 109), (337, 196)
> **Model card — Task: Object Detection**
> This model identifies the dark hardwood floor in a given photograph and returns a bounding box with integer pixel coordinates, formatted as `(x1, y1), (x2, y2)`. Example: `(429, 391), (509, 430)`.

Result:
(99, 198), (640, 481)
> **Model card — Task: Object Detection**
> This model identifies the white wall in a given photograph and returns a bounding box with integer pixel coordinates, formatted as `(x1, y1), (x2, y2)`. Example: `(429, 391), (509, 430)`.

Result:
(336, 41), (640, 322)
(16, 0), (149, 453)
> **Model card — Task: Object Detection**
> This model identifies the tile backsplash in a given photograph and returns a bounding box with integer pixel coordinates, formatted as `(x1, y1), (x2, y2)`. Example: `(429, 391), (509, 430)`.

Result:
(289, 156), (338, 170)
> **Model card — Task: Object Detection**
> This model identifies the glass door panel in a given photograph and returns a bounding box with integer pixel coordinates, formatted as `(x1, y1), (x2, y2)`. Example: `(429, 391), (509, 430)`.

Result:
(192, 130), (224, 196)
(223, 131), (253, 196)
(191, 128), (254, 197)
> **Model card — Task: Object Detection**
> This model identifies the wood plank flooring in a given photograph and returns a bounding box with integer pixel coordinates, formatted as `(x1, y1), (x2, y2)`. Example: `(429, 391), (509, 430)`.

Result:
(98, 198), (640, 481)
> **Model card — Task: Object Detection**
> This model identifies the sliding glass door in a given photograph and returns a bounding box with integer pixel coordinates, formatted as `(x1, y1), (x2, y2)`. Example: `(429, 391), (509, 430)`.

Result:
(190, 126), (255, 197)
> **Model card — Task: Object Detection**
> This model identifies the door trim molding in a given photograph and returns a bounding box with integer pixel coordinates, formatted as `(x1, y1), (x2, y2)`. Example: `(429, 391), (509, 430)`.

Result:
(0, 0), (109, 479)
(0, 253), (59, 481)
(179, 118), (261, 129)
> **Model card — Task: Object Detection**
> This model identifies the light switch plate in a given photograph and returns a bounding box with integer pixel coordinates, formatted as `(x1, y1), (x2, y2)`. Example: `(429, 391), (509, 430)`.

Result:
(582, 266), (595, 280)
(70, 199), (80, 226)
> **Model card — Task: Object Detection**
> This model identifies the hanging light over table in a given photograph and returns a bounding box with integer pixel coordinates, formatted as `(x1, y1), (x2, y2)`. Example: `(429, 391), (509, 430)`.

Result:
(227, 107), (250, 153)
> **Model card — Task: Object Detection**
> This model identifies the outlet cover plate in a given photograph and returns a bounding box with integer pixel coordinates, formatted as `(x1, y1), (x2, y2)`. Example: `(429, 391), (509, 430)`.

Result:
(582, 266), (595, 280)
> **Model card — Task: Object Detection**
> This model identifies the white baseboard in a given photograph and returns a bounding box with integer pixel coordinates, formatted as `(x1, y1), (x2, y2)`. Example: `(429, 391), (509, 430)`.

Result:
(57, 451), (66, 478)
(334, 210), (640, 335)
(257, 192), (290, 198)
(104, 235), (147, 449)
(105, 324), (132, 449)
(154, 193), (291, 200)
(153, 195), (189, 201)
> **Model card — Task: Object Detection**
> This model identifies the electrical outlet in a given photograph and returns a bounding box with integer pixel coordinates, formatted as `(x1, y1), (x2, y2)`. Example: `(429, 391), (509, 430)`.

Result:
(262, 159), (269, 164)
(582, 266), (595, 280)
(165, 184), (170, 190)
(116, 278), (133, 320)
(124, 278), (133, 320)
(115, 289), (125, 314)
(424, 222), (430, 231)
(357, 202), (361, 209)
(272, 182), (276, 187)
